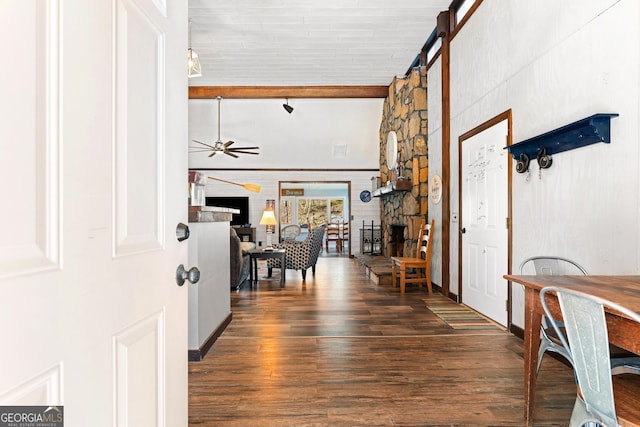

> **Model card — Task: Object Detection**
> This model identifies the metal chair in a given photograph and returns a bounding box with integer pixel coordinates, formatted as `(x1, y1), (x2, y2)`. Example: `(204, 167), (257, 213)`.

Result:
(540, 287), (640, 427)
(519, 256), (587, 374)
(521, 256), (640, 376)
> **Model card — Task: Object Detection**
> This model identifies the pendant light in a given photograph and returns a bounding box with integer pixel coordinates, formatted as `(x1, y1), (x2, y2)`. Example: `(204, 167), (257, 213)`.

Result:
(188, 19), (202, 78)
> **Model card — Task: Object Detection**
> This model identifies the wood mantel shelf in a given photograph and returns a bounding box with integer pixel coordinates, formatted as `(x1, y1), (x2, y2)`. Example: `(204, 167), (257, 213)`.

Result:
(372, 180), (412, 197)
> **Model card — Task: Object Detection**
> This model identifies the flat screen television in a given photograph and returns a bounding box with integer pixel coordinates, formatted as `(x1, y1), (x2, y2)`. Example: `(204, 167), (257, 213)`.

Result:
(205, 196), (250, 226)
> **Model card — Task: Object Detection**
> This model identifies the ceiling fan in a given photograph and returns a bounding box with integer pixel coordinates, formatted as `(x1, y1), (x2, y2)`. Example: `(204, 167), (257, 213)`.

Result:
(190, 96), (260, 158)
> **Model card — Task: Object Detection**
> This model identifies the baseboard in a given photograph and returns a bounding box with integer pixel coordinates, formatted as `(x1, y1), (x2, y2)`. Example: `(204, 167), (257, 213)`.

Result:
(442, 288), (458, 302)
(188, 312), (233, 362)
(509, 324), (524, 339)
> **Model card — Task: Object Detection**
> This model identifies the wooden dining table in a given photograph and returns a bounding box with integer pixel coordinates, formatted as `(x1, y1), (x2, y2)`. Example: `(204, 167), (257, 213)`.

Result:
(503, 274), (640, 426)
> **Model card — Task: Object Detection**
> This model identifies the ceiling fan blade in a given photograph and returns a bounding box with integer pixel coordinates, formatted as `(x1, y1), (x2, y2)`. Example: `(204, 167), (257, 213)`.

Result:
(189, 148), (215, 153)
(224, 140), (235, 147)
(208, 151), (217, 157)
(228, 150), (260, 155)
(224, 151), (239, 158)
(192, 139), (217, 150)
(227, 146), (260, 151)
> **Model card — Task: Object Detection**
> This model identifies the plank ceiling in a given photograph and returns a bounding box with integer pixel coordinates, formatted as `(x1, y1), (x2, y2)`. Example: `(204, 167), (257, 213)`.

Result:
(188, 0), (451, 87)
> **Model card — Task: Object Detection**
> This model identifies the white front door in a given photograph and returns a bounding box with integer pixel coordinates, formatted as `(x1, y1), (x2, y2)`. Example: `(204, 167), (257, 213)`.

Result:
(460, 119), (509, 326)
(0, 0), (188, 425)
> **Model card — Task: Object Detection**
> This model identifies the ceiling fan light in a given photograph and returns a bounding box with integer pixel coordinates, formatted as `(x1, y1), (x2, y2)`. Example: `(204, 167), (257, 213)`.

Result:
(188, 48), (202, 78)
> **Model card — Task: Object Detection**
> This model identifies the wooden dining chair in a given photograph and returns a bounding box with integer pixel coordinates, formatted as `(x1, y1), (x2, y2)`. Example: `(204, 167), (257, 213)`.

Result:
(325, 222), (342, 252)
(340, 222), (349, 252)
(390, 219), (434, 294)
(540, 287), (640, 427)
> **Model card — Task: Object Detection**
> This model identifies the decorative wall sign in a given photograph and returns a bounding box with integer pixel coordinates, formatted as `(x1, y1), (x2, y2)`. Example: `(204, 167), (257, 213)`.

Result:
(430, 175), (442, 204)
(281, 188), (304, 196)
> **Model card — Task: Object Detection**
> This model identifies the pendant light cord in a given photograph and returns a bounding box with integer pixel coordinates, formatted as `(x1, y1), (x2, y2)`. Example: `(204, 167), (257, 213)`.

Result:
(217, 96), (222, 142)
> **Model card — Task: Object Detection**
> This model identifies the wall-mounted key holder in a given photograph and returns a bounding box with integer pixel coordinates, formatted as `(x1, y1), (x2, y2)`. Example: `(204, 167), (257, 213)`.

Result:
(505, 113), (618, 173)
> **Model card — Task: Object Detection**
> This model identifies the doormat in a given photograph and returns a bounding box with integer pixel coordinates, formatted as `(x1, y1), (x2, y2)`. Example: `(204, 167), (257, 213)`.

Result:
(423, 301), (503, 330)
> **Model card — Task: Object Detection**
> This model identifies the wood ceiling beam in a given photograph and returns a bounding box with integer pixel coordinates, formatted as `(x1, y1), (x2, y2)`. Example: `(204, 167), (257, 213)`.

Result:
(188, 86), (389, 99)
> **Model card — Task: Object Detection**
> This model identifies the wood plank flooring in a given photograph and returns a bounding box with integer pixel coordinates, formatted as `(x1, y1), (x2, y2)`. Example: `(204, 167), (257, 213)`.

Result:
(189, 255), (576, 426)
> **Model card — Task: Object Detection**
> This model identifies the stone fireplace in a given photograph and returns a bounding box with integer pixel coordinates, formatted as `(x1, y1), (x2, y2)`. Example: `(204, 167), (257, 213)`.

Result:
(377, 66), (429, 258)
(388, 224), (406, 257)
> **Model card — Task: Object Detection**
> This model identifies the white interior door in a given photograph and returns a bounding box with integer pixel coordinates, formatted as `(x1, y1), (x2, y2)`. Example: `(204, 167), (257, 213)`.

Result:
(0, 1), (188, 426)
(460, 120), (509, 326)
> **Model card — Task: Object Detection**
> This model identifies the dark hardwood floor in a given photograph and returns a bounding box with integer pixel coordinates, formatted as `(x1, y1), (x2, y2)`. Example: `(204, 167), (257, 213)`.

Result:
(189, 255), (575, 426)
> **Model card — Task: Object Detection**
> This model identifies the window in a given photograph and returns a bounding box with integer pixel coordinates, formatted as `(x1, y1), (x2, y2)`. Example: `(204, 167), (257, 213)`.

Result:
(296, 197), (346, 228)
(280, 197), (294, 224)
(426, 38), (442, 64)
(330, 199), (344, 221)
(422, 0), (480, 68)
(298, 199), (327, 228)
(455, 0), (477, 26)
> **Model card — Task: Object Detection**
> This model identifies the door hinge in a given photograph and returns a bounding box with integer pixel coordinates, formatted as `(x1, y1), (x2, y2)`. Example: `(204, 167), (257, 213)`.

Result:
(505, 299), (509, 311)
(506, 217), (510, 229)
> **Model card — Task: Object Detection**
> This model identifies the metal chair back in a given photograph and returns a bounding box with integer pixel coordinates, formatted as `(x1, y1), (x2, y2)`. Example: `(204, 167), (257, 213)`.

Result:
(540, 287), (640, 427)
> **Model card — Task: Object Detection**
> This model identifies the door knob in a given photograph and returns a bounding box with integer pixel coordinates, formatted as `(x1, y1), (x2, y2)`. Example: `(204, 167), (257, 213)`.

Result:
(460, 227), (466, 234)
(176, 223), (190, 241)
(176, 264), (200, 286)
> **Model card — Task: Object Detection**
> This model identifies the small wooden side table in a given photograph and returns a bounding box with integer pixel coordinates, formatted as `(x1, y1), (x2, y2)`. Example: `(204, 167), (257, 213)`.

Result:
(248, 248), (286, 288)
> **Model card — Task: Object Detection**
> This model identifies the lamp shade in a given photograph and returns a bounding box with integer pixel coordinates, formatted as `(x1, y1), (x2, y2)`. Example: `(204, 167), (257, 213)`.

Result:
(259, 210), (277, 226)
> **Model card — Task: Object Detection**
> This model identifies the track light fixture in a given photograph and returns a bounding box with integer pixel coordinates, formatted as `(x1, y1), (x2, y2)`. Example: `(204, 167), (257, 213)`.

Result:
(283, 98), (294, 114)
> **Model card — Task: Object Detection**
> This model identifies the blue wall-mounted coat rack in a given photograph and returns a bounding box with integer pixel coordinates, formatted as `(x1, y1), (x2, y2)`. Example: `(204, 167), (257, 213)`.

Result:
(505, 113), (618, 160)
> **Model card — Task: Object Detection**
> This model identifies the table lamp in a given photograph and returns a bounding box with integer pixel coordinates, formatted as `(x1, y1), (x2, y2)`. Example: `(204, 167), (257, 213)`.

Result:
(259, 209), (277, 249)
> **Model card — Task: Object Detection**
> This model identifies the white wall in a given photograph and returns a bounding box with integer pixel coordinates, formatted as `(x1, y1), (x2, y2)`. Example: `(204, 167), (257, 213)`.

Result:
(189, 98), (383, 169)
(428, 0), (640, 327)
